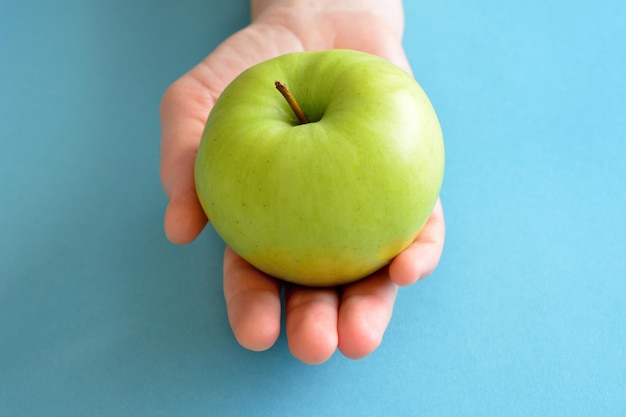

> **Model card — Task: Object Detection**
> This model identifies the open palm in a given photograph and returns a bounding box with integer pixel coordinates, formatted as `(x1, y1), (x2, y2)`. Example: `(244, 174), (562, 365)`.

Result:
(160, 6), (445, 364)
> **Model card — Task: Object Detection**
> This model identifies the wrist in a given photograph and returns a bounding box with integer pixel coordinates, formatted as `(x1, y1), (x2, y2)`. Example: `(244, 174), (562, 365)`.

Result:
(251, 0), (404, 38)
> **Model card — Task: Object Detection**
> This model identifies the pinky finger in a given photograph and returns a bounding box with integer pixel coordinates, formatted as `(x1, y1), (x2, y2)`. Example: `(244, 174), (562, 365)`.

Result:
(389, 198), (445, 286)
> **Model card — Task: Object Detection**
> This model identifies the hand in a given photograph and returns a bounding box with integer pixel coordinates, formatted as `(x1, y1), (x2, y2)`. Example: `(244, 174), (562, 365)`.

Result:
(160, 0), (445, 364)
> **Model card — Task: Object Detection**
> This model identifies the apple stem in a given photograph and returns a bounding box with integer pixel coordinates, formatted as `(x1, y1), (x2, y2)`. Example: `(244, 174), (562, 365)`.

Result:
(275, 81), (309, 124)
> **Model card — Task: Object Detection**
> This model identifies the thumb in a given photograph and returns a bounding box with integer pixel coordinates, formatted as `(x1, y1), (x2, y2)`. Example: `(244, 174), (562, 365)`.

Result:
(159, 75), (211, 244)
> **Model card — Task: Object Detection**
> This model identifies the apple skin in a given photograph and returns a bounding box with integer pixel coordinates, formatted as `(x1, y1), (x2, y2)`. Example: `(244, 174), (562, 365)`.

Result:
(195, 49), (444, 287)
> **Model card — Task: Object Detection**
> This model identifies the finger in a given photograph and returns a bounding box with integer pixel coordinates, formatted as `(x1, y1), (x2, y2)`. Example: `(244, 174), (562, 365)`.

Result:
(389, 198), (445, 286)
(337, 270), (398, 359)
(285, 285), (340, 365)
(223, 247), (282, 352)
(159, 72), (215, 244)
(159, 33), (278, 245)
(160, 130), (207, 245)
(162, 191), (207, 245)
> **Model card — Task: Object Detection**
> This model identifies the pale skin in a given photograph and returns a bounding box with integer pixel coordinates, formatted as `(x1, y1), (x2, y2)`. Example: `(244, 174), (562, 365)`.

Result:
(160, 0), (445, 364)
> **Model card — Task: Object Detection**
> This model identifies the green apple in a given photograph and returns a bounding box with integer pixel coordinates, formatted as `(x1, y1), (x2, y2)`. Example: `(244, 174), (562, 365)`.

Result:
(195, 49), (444, 287)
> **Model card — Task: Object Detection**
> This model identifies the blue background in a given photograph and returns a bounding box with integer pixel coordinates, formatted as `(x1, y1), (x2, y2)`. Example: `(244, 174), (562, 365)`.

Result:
(1, 1), (625, 416)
